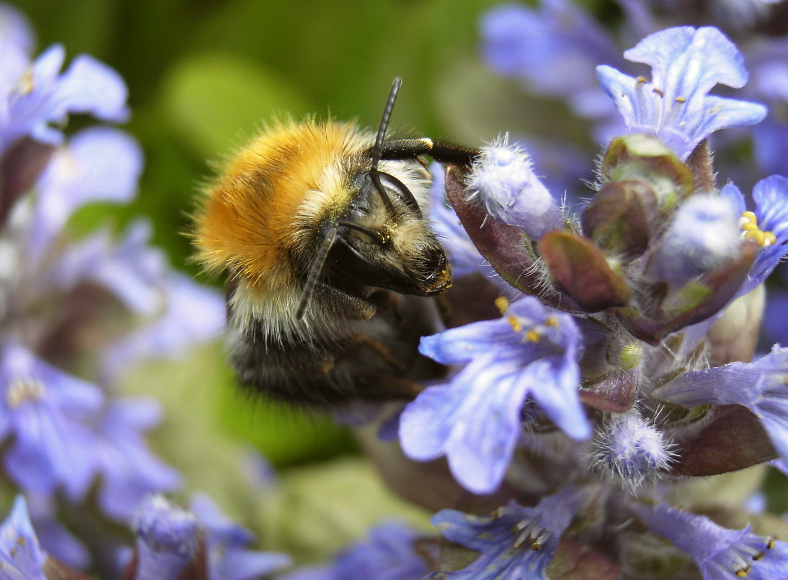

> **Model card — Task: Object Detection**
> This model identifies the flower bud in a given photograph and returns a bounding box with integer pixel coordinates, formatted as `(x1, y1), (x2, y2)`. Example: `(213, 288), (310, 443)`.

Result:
(466, 138), (564, 238)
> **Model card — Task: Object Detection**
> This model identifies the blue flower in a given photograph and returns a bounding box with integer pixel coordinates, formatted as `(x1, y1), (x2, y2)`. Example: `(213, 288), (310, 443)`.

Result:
(132, 495), (201, 580)
(746, 38), (788, 176)
(428, 164), (487, 278)
(632, 502), (788, 580)
(720, 175), (788, 294)
(399, 296), (589, 494)
(651, 345), (788, 464)
(25, 493), (90, 570)
(596, 26), (768, 160)
(0, 42), (128, 152)
(0, 496), (47, 580)
(42, 219), (168, 316)
(431, 486), (588, 580)
(94, 399), (181, 522)
(481, 0), (622, 142)
(465, 138), (564, 238)
(281, 522), (426, 580)
(102, 272), (225, 382)
(0, 342), (102, 500)
(27, 126), (143, 259)
(189, 493), (291, 580)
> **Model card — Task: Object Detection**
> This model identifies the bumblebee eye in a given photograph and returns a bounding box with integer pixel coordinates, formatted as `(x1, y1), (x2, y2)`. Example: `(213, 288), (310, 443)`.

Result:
(338, 221), (388, 246)
(355, 170), (422, 219)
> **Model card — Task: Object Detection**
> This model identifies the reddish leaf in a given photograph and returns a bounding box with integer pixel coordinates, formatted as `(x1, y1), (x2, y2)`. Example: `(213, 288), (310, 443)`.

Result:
(668, 405), (777, 477)
(540, 230), (630, 313)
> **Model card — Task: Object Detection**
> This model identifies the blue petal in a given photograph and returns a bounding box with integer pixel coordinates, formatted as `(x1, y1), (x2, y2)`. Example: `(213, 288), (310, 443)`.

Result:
(29, 127), (143, 257)
(0, 496), (48, 580)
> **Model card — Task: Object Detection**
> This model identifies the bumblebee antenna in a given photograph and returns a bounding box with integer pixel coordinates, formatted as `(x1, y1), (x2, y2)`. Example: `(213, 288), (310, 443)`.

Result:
(369, 77), (401, 211)
(296, 78), (401, 320)
(371, 77), (401, 172)
(296, 221), (339, 320)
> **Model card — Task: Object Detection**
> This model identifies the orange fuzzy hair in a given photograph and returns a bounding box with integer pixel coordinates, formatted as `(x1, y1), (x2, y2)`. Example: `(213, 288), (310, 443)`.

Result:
(192, 120), (374, 295)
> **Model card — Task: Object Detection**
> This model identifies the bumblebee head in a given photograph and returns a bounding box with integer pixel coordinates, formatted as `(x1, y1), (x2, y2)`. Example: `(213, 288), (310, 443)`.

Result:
(296, 78), (452, 319)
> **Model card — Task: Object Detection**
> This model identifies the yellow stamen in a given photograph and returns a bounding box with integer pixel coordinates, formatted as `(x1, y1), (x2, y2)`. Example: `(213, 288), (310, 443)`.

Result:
(507, 315), (522, 333)
(5, 378), (46, 409)
(495, 296), (509, 315)
(739, 211), (777, 248)
(744, 230), (766, 246)
(526, 329), (541, 343)
(544, 316), (558, 327)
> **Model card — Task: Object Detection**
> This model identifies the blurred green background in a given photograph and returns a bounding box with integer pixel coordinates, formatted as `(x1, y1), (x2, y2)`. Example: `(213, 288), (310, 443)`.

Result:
(10, 0), (533, 470)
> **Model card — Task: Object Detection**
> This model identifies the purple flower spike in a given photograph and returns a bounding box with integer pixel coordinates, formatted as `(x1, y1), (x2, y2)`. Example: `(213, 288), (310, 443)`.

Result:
(0, 342), (102, 500)
(632, 502), (788, 580)
(0, 496), (47, 580)
(597, 26), (767, 160)
(431, 486), (588, 580)
(399, 296), (589, 494)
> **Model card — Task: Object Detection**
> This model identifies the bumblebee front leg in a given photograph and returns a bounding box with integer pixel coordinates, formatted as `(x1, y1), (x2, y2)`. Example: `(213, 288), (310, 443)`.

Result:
(381, 138), (480, 166)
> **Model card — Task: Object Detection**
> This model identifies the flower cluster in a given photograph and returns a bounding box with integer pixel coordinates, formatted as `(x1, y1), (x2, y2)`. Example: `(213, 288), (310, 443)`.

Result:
(375, 19), (787, 580)
(270, 9), (787, 580)
(0, 5), (289, 579)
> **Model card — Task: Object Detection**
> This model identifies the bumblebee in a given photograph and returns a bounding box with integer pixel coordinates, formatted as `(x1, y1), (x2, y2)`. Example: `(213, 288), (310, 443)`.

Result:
(192, 79), (479, 406)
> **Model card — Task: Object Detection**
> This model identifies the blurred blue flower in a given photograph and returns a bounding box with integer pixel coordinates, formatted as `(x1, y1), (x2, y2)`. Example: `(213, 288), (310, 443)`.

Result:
(0, 41), (128, 152)
(26, 493), (91, 570)
(94, 399), (181, 522)
(132, 495), (201, 580)
(633, 502), (788, 580)
(428, 164), (487, 279)
(0, 496), (47, 580)
(102, 272), (225, 382)
(189, 493), (291, 580)
(597, 26), (767, 160)
(646, 194), (743, 287)
(27, 126), (143, 259)
(42, 219), (168, 317)
(281, 521), (427, 580)
(0, 342), (102, 500)
(399, 296), (589, 494)
(481, 0), (623, 142)
(431, 486), (588, 580)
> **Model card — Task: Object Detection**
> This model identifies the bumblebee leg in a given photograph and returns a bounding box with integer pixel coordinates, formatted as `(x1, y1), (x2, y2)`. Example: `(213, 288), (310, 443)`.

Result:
(381, 138), (480, 166)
